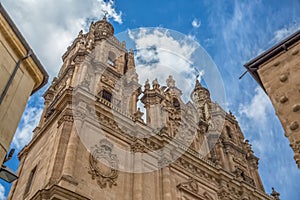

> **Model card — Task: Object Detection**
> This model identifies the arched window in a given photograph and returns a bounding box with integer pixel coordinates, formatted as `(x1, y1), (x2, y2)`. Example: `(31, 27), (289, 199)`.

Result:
(173, 98), (180, 110)
(226, 126), (233, 139)
(107, 51), (116, 66)
(100, 89), (112, 102)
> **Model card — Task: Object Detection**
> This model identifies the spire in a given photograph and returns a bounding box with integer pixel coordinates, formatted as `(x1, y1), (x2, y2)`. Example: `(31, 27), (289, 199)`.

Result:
(191, 78), (210, 101)
(195, 79), (202, 89)
(126, 49), (135, 71)
(190, 77), (212, 129)
(194, 69), (204, 89)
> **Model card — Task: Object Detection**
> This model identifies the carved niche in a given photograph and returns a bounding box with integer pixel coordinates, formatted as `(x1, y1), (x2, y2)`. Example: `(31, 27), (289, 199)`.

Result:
(88, 139), (119, 188)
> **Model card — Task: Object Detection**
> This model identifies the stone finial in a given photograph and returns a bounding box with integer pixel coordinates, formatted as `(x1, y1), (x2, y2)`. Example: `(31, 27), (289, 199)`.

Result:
(166, 75), (176, 87)
(122, 41), (126, 48)
(78, 30), (83, 38)
(144, 79), (150, 90)
(52, 77), (58, 84)
(152, 78), (160, 89)
(229, 111), (236, 119)
(271, 187), (280, 200)
(245, 140), (251, 148)
(89, 21), (95, 31)
(244, 139), (254, 157)
(195, 79), (202, 89)
(127, 49), (135, 70)
(133, 108), (144, 122)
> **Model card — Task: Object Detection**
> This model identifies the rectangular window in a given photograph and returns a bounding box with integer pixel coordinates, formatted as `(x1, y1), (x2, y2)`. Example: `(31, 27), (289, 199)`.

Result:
(101, 90), (112, 102)
(24, 166), (37, 195)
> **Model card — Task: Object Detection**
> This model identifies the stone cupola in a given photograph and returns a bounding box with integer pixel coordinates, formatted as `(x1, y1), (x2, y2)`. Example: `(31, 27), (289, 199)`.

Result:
(93, 16), (114, 41)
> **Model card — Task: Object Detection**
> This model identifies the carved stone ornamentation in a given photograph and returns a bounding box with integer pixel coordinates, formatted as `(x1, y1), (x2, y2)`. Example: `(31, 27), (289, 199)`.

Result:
(57, 114), (74, 127)
(81, 71), (92, 90)
(270, 187), (280, 200)
(88, 139), (119, 189)
(218, 189), (231, 200)
(131, 141), (146, 153)
(177, 178), (215, 200)
(158, 150), (172, 168)
(166, 75), (176, 87)
(177, 178), (199, 194)
(7, 12), (277, 200)
(133, 108), (144, 122)
(101, 75), (116, 88)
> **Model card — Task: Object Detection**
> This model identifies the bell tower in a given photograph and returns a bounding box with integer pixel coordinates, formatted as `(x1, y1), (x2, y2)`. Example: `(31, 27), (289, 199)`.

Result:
(191, 79), (211, 123)
(8, 17), (142, 200)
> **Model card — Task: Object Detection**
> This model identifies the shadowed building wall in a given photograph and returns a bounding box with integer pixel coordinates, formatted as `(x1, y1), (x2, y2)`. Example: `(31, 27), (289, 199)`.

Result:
(0, 3), (48, 167)
(244, 30), (300, 169)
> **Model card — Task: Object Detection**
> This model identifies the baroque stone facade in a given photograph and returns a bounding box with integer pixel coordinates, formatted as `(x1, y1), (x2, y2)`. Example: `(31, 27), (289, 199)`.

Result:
(8, 17), (277, 199)
(244, 30), (300, 169)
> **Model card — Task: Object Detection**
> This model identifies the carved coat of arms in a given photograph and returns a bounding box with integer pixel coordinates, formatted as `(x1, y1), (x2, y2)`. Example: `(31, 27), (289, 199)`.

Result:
(88, 139), (119, 188)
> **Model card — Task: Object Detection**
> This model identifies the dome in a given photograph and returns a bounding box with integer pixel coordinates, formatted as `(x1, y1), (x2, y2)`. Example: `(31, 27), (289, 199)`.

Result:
(93, 16), (114, 40)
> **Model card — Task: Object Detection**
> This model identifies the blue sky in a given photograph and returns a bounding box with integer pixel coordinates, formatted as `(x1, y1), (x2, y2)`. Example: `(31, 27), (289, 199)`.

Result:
(1, 0), (300, 199)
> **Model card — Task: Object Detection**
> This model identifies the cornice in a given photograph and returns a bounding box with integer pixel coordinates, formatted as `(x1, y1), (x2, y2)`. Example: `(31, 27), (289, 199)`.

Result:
(0, 3), (48, 93)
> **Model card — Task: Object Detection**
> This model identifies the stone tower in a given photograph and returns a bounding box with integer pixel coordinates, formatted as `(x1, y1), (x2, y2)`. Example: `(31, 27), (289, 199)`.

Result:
(8, 17), (278, 200)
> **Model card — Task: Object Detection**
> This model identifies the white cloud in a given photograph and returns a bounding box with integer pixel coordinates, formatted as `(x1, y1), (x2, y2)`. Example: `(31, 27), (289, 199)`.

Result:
(97, 0), (122, 24)
(125, 27), (226, 108)
(13, 107), (43, 149)
(238, 87), (272, 126)
(271, 22), (300, 44)
(1, 0), (122, 76)
(221, 0), (256, 58)
(197, 70), (205, 82)
(0, 184), (5, 200)
(192, 18), (201, 28)
(128, 28), (200, 102)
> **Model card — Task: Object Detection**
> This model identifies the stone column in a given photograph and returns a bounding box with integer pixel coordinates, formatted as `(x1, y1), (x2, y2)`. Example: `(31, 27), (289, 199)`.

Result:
(133, 173), (143, 199)
(34, 87), (54, 137)
(62, 125), (78, 177)
(145, 104), (150, 124)
(250, 162), (264, 191)
(217, 143), (228, 170)
(162, 166), (172, 200)
(131, 89), (140, 115)
(225, 147), (235, 172)
(122, 152), (132, 200)
(49, 114), (73, 184)
(133, 153), (143, 199)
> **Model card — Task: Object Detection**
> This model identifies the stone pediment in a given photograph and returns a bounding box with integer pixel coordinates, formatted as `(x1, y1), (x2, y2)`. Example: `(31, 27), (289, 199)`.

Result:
(177, 178), (214, 200)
